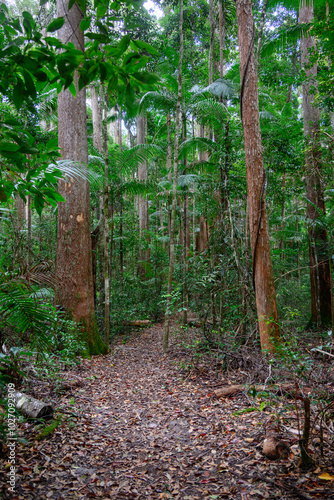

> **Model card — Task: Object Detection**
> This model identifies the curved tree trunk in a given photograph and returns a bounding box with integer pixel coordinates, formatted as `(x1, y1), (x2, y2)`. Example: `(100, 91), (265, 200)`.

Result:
(56, 0), (106, 355)
(236, 0), (280, 353)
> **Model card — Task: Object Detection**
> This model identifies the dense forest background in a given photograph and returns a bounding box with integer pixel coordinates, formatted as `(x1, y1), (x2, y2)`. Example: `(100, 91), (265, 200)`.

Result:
(0, 0), (334, 382)
(1, 0), (334, 492)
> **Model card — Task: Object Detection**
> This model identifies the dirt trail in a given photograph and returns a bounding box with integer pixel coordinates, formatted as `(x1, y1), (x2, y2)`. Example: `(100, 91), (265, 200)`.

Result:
(2, 324), (333, 499)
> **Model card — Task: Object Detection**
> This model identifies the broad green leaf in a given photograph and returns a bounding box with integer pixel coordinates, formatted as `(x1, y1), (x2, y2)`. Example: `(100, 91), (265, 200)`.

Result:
(0, 143), (20, 153)
(47, 17), (65, 33)
(117, 35), (131, 56)
(96, 3), (108, 18)
(23, 69), (36, 99)
(46, 138), (58, 150)
(18, 146), (39, 154)
(131, 40), (158, 56)
(52, 192), (66, 202)
(80, 16), (91, 32)
(68, 82), (76, 97)
(45, 172), (58, 183)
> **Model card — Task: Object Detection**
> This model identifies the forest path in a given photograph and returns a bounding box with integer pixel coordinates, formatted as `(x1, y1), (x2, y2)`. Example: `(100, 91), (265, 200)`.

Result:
(4, 324), (325, 499)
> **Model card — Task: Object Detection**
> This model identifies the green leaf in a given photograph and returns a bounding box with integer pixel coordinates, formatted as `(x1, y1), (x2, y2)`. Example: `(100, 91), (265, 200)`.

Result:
(47, 17), (65, 33)
(0, 143), (20, 153)
(80, 16), (91, 32)
(23, 69), (36, 99)
(68, 82), (76, 97)
(131, 72), (160, 85)
(117, 35), (131, 56)
(96, 3), (108, 18)
(45, 172), (58, 184)
(131, 40), (158, 56)
(35, 70), (48, 82)
(125, 55), (149, 73)
(52, 192), (66, 202)
(18, 146), (39, 154)
(46, 138), (58, 150)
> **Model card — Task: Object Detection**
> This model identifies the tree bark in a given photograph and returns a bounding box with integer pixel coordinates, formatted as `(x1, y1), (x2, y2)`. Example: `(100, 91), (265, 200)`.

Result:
(219, 1), (225, 78)
(102, 86), (110, 346)
(209, 0), (215, 85)
(56, 0), (106, 355)
(137, 114), (150, 276)
(255, 0), (268, 72)
(300, 0), (332, 327)
(91, 85), (103, 153)
(164, 0), (184, 351)
(236, 0), (280, 352)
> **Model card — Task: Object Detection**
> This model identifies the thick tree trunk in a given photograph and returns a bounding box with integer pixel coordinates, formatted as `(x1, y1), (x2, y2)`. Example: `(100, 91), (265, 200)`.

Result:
(236, 0), (280, 352)
(137, 114), (150, 275)
(56, 0), (106, 355)
(164, 0), (183, 351)
(300, 1), (332, 327)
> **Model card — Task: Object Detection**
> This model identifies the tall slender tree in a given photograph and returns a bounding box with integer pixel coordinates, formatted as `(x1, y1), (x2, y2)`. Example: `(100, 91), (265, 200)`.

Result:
(56, 0), (107, 355)
(300, 0), (332, 326)
(164, 0), (184, 351)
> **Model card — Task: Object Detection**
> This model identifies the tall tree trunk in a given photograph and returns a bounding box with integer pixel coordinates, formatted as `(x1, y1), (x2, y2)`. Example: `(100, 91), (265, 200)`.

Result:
(102, 86), (110, 346)
(164, 0), (184, 351)
(219, 0), (225, 78)
(56, 0), (106, 355)
(90, 84), (103, 309)
(91, 85), (103, 152)
(209, 0), (215, 85)
(300, 0), (332, 327)
(236, 0), (280, 353)
(26, 195), (31, 268)
(137, 114), (150, 276)
(255, 0), (268, 72)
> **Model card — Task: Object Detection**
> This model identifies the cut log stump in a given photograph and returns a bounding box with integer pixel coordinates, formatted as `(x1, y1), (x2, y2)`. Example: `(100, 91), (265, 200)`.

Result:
(262, 417), (289, 460)
(14, 391), (53, 419)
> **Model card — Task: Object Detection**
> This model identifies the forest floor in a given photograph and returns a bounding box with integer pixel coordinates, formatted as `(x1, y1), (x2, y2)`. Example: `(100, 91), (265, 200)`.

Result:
(2, 322), (334, 499)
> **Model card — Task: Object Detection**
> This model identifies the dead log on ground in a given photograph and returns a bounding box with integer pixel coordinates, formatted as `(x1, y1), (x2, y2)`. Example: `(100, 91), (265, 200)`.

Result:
(126, 320), (150, 327)
(14, 391), (53, 419)
(214, 383), (312, 399)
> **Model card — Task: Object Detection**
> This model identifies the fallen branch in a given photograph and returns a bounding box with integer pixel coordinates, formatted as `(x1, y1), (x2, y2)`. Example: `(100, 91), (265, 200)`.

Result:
(126, 320), (150, 327)
(312, 348), (334, 359)
(214, 383), (311, 399)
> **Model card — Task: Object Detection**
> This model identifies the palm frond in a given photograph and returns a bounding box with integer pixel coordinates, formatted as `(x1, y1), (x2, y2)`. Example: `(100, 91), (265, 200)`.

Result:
(178, 174), (201, 187)
(178, 137), (215, 160)
(261, 23), (309, 59)
(259, 111), (277, 121)
(139, 91), (177, 114)
(202, 79), (236, 99)
(47, 160), (104, 190)
(190, 98), (227, 124)
(116, 144), (164, 175)
(120, 180), (156, 196)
